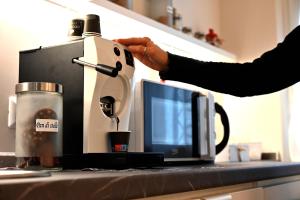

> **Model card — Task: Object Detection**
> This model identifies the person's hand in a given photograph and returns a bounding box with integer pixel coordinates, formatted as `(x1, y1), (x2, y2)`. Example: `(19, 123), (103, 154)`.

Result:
(115, 37), (169, 72)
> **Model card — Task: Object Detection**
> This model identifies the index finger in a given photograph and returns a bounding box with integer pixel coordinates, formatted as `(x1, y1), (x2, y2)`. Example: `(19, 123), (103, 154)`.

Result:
(116, 37), (150, 46)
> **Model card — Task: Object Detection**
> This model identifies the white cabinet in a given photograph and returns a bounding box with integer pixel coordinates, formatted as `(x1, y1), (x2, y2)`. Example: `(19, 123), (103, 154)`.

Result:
(135, 183), (264, 200)
(230, 187), (264, 199)
(202, 194), (233, 200)
(203, 188), (264, 200)
(263, 180), (300, 200)
(137, 176), (300, 200)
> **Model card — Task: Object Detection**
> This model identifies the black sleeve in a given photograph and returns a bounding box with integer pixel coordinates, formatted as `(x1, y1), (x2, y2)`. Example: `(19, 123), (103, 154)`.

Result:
(159, 26), (300, 97)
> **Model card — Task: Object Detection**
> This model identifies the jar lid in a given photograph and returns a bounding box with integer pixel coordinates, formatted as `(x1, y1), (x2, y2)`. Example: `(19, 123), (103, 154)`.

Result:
(15, 82), (63, 94)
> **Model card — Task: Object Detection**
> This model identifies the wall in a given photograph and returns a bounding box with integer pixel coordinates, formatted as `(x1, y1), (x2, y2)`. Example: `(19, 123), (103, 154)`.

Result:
(220, 0), (278, 62)
(0, 0), (74, 152)
(219, 0), (287, 158)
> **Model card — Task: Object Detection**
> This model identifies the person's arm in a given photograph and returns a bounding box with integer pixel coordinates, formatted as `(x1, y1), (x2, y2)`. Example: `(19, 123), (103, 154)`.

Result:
(160, 26), (300, 97)
(117, 26), (300, 97)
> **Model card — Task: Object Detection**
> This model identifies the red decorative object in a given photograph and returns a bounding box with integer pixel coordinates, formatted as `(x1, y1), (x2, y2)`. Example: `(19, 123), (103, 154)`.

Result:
(205, 28), (223, 47)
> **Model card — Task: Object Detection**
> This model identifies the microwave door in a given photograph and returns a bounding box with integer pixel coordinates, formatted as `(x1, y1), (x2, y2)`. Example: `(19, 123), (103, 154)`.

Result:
(207, 93), (216, 159)
(192, 92), (209, 159)
(142, 81), (194, 159)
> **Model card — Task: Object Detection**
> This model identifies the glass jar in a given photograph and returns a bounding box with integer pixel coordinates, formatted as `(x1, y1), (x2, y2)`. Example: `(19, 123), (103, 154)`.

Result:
(15, 82), (63, 170)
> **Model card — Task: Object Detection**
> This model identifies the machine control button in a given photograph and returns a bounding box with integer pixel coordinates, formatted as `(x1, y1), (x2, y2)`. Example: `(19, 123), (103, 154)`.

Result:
(124, 49), (134, 67)
(116, 61), (122, 71)
(114, 47), (120, 56)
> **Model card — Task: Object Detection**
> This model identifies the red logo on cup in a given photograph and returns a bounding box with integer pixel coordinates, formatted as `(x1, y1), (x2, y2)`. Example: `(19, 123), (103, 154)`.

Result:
(114, 144), (128, 152)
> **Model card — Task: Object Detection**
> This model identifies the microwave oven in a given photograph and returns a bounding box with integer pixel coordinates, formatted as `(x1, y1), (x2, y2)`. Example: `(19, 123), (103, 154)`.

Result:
(129, 79), (230, 163)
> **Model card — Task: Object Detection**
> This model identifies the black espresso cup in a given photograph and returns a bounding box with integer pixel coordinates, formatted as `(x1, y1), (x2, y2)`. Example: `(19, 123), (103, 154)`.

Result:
(108, 131), (131, 152)
(83, 14), (101, 37)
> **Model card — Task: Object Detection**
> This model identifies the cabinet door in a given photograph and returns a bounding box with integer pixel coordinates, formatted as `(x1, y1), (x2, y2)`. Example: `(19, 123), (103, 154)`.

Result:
(231, 187), (264, 200)
(202, 194), (232, 200)
(264, 180), (300, 200)
(202, 188), (264, 200)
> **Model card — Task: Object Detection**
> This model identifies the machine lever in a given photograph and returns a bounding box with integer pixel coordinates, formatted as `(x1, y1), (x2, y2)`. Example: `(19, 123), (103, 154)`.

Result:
(73, 58), (118, 77)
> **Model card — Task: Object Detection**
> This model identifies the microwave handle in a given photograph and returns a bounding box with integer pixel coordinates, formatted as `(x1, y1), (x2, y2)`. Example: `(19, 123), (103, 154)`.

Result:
(215, 102), (230, 154)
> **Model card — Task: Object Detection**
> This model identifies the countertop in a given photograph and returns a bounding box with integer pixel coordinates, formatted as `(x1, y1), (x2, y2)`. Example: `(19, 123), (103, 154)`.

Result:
(1, 161), (300, 199)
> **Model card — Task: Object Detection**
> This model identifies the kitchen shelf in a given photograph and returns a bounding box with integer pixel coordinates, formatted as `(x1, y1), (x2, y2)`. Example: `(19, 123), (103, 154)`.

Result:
(50, 0), (236, 63)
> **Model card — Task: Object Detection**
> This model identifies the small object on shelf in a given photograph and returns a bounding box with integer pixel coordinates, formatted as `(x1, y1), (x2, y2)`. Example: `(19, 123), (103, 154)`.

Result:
(172, 8), (182, 31)
(182, 26), (192, 35)
(238, 145), (250, 162)
(107, 0), (130, 8)
(215, 37), (224, 47)
(194, 31), (205, 40)
(157, 15), (168, 25)
(229, 145), (239, 162)
(261, 152), (278, 161)
(205, 28), (223, 47)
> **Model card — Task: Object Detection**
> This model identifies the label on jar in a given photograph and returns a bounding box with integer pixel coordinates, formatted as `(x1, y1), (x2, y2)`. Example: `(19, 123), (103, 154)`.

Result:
(35, 119), (59, 132)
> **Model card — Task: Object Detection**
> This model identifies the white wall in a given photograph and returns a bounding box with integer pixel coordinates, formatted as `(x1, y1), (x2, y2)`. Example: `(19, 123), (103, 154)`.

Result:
(219, 0), (287, 158)
(220, 0), (278, 62)
(223, 94), (284, 154)
(0, 0), (74, 152)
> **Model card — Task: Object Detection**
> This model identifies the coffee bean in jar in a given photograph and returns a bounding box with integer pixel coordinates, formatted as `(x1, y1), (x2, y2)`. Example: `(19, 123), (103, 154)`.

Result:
(15, 82), (63, 170)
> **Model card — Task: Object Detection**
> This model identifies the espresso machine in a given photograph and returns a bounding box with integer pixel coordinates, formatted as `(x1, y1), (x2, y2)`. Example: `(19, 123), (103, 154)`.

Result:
(18, 14), (163, 168)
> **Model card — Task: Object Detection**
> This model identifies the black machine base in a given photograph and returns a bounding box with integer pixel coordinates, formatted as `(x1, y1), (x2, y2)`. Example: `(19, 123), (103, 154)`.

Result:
(63, 152), (164, 170)
(164, 159), (214, 167)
